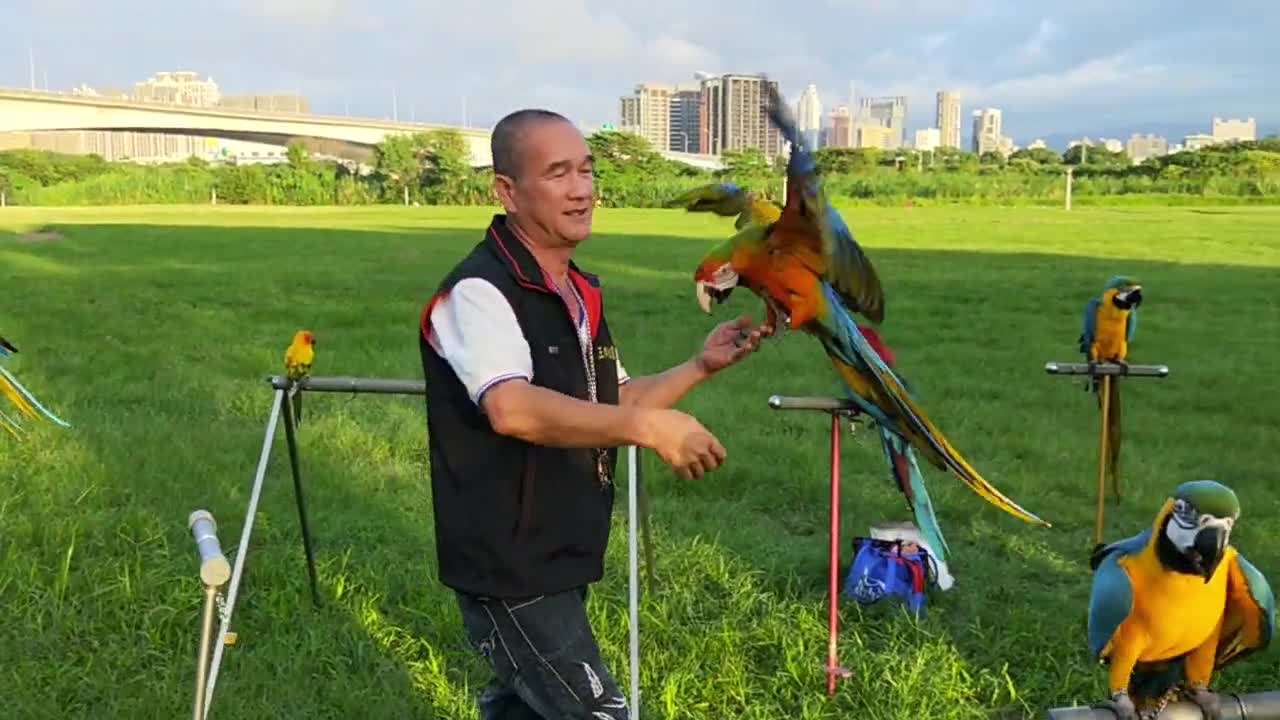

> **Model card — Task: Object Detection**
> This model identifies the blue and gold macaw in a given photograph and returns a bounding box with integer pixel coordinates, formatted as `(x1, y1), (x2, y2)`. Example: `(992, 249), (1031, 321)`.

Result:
(0, 335), (72, 438)
(1088, 480), (1275, 720)
(666, 182), (783, 230)
(685, 81), (1050, 552)
(1079, 276), (1143, 502)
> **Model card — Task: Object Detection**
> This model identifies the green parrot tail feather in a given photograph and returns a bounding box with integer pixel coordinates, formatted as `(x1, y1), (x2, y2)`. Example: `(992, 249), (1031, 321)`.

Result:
(827, 342), (1050, 528)
(881, 431), (949, 563)
(0, 366), (71, 428)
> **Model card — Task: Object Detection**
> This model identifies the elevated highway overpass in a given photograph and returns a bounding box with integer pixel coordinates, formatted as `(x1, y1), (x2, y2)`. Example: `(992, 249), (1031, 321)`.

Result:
(0, 88), (724, 170)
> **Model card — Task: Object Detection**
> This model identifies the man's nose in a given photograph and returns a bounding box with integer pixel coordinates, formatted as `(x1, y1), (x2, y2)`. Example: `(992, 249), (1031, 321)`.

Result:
(569, 172), (593, 199)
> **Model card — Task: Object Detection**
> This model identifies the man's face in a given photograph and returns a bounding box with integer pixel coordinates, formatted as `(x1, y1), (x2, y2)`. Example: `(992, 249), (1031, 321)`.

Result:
(498, 120), (595, 246)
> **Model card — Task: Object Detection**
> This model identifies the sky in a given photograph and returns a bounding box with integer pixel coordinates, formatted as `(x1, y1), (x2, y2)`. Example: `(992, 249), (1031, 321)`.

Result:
(3, 0), (1277, 146)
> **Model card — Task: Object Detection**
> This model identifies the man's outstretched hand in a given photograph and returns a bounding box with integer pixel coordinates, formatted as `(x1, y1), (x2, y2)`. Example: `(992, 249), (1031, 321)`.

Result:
(641, 408), (726, 480)
(695, 314), (773, 376)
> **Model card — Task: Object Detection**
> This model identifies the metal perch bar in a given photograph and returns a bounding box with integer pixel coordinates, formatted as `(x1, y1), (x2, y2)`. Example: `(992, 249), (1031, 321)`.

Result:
(1044, 361), (1170, 547)
(768, 394), (855, 697)
(268, 375), (426, 395)
(1045, 690), (1280, 719)
(1044, 362), (1170, 378)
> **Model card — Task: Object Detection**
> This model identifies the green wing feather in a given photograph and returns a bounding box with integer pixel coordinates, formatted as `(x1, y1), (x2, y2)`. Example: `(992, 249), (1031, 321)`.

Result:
(667, 182), (781, 230)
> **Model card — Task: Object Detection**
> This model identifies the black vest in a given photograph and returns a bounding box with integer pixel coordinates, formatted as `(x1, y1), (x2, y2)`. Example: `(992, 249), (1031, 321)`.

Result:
(419, 214), (621, 599)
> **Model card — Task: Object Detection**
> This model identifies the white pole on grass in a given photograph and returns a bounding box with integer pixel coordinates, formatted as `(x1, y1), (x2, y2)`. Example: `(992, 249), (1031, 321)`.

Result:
(627, 444), (641, 718)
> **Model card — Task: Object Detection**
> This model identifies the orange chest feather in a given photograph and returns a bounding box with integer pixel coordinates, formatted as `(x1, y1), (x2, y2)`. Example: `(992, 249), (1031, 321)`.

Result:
(734, 246), (824, 327)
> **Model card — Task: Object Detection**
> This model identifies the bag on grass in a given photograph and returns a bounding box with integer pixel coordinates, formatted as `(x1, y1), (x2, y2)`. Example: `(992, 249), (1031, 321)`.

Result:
(842, 536), (935, 618)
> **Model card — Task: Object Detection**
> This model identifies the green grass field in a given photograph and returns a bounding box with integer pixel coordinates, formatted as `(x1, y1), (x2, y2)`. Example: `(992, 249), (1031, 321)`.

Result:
(2, 203), (1278, 719)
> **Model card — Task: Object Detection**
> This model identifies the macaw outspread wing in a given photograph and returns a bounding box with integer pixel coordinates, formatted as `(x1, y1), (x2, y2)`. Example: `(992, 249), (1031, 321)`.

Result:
(1088, 531), (1147, 659)
(763, 82), (885, 324)
(1216, 550), (1277, 667)
(1079, 296), (1100, 355)
(814, 283), (1048, 527)
(666, 182), (781, 230)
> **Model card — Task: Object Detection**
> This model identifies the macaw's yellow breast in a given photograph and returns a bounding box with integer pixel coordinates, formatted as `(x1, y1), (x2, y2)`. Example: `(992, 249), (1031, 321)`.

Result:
(1119, 547), (1234, 661)
(1091, 290), (1131, 361)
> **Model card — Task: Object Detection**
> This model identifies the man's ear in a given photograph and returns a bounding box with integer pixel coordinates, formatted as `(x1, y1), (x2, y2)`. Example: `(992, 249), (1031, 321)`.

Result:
(493, 174), (518, 213)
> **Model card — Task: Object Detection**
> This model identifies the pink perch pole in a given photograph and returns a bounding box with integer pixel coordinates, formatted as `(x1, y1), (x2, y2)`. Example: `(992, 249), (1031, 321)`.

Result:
(768, 394), (855, 697)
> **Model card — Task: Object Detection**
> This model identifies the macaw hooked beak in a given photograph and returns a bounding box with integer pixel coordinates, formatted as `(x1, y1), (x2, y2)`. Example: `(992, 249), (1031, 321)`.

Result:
(1116, 285), (1143, 308)
(1190, 524), (1228, 582)
(694, 264), (738, 315)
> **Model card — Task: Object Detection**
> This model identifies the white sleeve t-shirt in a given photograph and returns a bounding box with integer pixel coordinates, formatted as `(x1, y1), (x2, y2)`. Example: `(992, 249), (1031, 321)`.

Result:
(425, 277), (630, 407)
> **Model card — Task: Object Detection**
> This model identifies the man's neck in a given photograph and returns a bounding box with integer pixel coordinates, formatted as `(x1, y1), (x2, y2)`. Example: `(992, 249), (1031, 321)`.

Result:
(505, 214), (572, 285)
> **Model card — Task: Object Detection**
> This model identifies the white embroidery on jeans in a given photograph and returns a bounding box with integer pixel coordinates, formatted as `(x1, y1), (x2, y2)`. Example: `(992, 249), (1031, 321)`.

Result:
(582, 661), (604, 698)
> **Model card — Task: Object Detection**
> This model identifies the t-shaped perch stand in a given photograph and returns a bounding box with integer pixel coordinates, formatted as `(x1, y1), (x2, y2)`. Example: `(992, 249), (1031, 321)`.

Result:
(767, 393), (862, 697)
(1043, 361), (1169, 548)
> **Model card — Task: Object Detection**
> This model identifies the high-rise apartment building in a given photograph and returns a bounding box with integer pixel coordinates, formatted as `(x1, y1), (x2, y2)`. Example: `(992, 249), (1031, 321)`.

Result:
(669, 84), (701, 153)
(133, 71), (220, 107)
(796, 83), (822, 150)
(935, 90), (961, 149)
(617, 83), (674, 151)
(858, 96), (907, 149)
(1126, 133), (1169, 164)
(698, 73), (783, 158)
(971, 107), (1002, 155)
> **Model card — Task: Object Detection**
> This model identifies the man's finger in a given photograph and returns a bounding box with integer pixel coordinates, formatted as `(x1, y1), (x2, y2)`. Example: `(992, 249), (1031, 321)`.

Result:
(709, 438), (727, 463)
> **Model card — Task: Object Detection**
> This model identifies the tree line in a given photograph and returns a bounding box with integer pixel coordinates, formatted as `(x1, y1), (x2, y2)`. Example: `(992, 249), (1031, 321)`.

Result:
(2, 129), (1279, 208)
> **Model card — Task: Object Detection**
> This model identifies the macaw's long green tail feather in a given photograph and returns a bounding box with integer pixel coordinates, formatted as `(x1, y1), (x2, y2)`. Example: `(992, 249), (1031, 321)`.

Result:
(0, 408), (24, 438)
(0, 366), (72, 429)
(815, 289), (1049, 528)
(880, 429), (949, 565)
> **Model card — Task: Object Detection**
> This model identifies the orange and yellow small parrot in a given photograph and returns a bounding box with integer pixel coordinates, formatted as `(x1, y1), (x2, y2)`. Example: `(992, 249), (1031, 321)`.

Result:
(0, 334), (72, 439)
(284, 330), (316, 425)
(1088, 480), (1275, 720)
(686, 82), (1048, 534)
(666, 183), (783, 230)
(1079, 276), (1143, 502)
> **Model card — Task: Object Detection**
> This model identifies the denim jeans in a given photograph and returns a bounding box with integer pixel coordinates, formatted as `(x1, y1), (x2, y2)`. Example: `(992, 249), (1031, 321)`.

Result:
(456, 586), (629, 720)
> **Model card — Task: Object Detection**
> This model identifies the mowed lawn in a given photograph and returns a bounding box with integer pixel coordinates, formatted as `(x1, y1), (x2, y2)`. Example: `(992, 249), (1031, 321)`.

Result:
(2, 203), (1278, 720)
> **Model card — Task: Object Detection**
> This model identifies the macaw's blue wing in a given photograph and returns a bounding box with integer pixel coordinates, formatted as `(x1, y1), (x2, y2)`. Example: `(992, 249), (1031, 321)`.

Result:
(1126, 305), (1138, 343)
(1079, 296), (1100, 356)
(0, 335), (16, 357)
(1088, 531), (1146, 660)
(762, 82), (885, 324)
(1216, 551), (1277, 667)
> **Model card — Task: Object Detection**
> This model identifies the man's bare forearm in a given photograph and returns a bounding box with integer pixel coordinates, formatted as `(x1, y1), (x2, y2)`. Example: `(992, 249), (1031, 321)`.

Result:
(483, 381), (657, 449)
(618, 357), (711, 409)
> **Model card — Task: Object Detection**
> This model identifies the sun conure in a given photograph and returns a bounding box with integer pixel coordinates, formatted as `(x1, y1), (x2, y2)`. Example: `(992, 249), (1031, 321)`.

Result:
(284, 329), (316, 425)
(685, 81), (1049, 536)
(666, 182), (783, 231)
(1079, 276), (1143, 502)
(1087, 479), (1275, 720)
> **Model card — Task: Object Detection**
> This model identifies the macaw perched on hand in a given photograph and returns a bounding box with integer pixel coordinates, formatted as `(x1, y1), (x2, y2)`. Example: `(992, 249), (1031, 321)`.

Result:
(284, 330), (316, 425)
(1079, 276), (1143, 502)
(1088, 480), (1275, 720)
(686, 81), (1049, 532)
(666, 182), (783, 230)
(0, 334), (72, 438)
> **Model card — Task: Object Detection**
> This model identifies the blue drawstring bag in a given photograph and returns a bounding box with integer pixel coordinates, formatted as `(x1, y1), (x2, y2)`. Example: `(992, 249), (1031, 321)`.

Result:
(843, 536), (935, 618)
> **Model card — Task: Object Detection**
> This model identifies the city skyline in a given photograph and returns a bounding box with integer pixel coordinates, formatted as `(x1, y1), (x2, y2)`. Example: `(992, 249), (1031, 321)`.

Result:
(2, 0), (1276, 146)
